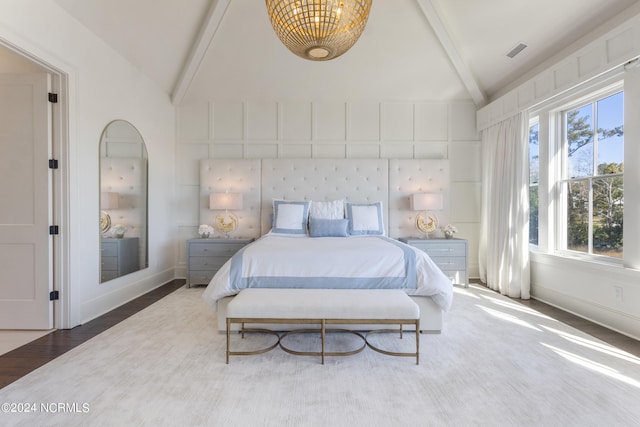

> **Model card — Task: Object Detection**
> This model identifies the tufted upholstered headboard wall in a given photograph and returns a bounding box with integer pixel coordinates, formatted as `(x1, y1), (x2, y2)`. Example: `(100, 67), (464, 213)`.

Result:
(199, 159), (262, 237)
(199, 158), (449, 239)
(101, 157), (147, 264)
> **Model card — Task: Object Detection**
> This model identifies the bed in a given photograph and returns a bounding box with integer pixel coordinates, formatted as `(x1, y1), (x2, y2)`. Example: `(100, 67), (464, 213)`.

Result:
(199, 158), (452, 333)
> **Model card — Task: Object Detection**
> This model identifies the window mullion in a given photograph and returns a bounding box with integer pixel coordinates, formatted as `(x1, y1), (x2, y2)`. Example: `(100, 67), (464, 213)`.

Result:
(593, 101), (599, 177)
(588, 177), (594, 254)
(589, 100), (596, 255)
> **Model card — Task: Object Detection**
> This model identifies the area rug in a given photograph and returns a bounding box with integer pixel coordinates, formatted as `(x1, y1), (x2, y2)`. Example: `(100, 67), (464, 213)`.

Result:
(1, 285), (639, 426)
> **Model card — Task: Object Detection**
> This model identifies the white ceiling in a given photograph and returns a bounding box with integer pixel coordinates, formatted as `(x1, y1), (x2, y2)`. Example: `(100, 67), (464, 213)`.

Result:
(53, 0), (639, 106)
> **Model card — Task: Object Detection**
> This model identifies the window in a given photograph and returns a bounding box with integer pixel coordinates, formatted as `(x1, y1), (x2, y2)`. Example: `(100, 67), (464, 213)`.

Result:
(558, 90), (624, 259)
(529, 119), (539, 246)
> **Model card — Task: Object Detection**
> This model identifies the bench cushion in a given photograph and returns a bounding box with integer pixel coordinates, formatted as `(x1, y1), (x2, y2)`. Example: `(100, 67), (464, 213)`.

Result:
(226, 289), (419, 320)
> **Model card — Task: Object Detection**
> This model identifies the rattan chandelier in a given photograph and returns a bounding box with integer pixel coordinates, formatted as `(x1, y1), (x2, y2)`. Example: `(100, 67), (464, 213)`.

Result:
(265, 0), (372, 61)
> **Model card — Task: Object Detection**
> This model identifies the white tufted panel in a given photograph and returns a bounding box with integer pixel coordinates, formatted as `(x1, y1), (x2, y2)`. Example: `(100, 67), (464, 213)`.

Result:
(198, 159), (450, 239)
(100, 157), (147, 266)
(199, 159), (261, 238)
(261, 159), (389, 235)
(389, 159), (450, 239)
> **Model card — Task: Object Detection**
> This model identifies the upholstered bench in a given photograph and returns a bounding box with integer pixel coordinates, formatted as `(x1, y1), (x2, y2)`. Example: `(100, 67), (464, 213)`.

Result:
(226, 288), (420, 364)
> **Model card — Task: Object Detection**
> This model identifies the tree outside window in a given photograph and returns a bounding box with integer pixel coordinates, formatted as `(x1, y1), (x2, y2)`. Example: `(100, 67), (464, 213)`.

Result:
(562, 91), (624, 258)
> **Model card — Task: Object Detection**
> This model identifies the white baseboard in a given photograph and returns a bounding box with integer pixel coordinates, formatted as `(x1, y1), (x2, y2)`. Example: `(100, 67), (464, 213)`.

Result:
(79, 268), (178, 326)
(532, 284), (640, 342)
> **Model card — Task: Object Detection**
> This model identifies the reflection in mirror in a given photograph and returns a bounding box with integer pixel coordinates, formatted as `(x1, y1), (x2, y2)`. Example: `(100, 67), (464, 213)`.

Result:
(99, 120), (148, 282)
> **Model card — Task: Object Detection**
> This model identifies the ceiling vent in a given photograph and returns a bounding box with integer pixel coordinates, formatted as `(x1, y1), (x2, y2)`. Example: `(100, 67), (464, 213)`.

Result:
(506, 43), (528, 59)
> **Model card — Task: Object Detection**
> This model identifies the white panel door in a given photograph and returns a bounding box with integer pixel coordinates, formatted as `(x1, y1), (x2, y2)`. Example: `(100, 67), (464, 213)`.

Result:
(0, 73), (52, 329)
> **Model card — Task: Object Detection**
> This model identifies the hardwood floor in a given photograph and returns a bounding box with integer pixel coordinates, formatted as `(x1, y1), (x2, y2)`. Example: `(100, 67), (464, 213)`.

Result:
(515, 297), (640, 357)
(1, 279), (638, 390)
(469, 280), (640, 358)
(0, 280), (185, 389)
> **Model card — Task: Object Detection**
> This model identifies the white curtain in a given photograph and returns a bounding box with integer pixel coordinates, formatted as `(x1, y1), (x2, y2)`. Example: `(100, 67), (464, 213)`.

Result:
(479, 112), (530, 299)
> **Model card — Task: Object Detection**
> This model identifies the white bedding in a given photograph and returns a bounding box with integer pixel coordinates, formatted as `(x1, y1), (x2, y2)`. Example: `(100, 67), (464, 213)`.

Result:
(202, 235), (453, 312)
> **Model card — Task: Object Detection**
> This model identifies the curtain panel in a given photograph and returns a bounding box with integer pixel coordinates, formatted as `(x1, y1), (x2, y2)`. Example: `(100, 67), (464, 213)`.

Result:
(479, 112), (530, 299)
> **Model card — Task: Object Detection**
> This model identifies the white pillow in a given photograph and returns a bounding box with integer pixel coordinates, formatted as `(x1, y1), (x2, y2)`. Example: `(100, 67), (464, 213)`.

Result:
(309, 200), (344, 219)
(345, 201), (385, 236)
(272, 199), (311, 235)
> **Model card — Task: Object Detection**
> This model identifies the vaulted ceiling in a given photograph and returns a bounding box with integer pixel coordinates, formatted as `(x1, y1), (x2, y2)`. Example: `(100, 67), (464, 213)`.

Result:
(54, 0), (639, 106)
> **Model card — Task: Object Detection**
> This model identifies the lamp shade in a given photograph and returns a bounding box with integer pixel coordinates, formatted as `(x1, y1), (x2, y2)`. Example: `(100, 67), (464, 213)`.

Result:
(101, 192), (119, 210)
(411, 193), (443, 211)
(209, 192), (243, 210)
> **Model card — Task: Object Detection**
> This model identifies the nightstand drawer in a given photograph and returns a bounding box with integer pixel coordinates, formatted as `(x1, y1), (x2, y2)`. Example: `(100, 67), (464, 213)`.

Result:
(189, 242), (246, 257)
(101, 270), (119, 282)
(188, 271), (216, 286)
(410, 241), (466, 257)
(101, 256), (118, 270)
(101, 242), (118, 257)
(430, 256), (467, 271)
(188, 256), (228, 271)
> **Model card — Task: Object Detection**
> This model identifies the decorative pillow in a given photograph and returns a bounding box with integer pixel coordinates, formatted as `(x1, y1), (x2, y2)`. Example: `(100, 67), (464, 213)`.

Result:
(271, 199), (311, 235)
(309, 200), (344, 220)
(345, 201), (385, 236)
(309, 218), (349, 237)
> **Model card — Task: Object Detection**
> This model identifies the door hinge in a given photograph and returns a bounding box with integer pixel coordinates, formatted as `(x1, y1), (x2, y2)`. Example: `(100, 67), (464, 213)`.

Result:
(48, 92), (58, 103)
(49, 159), (59, 169)
(49, 225), (59, 235)
(50, 290), (59, 301)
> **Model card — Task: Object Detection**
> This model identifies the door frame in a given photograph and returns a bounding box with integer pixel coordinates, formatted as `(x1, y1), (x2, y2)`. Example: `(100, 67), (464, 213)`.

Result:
(0, 39), (71, 329)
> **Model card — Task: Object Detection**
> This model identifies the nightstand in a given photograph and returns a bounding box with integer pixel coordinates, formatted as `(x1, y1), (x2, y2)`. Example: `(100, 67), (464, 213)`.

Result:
(400, 238), (468, 287)
(186, 238), (254, 287)
(101, 237), (140, 282)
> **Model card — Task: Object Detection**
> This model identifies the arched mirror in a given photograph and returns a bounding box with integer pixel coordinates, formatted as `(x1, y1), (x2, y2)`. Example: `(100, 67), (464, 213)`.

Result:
(99, 120), (148, 282)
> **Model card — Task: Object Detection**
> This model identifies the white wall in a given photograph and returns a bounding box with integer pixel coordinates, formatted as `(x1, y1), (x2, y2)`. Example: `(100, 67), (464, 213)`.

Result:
(175, 100), (482, 279)
(0, 0), (176, 327)
(477, 7), (640, 340)
(184, 0), (470, 103)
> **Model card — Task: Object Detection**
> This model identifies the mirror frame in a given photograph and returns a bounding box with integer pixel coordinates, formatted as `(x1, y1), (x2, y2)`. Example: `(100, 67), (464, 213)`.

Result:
(99, 120), (149, 282)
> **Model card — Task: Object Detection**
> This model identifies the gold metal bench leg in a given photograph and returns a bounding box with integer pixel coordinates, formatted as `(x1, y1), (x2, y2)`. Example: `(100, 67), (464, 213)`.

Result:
(321, 319), (326, 365)
(416, 320), (420, 365)
(226, 318), (230, 364)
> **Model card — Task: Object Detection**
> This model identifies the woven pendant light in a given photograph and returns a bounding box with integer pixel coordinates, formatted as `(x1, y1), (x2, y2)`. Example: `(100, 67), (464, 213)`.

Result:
(266, 0), (372, 61)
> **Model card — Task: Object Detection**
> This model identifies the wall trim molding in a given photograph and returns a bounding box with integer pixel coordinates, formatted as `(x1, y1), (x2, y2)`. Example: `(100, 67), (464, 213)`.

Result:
(532, 284), (640, 342)
(530, 252), (640, 340)
(477, 8), (640, 130)
(80, 268), (175, 325)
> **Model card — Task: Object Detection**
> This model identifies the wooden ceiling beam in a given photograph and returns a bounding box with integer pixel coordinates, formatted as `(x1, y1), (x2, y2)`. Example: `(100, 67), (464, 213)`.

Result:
(415, 0), (487, 107)
(171, 0), (231, 104)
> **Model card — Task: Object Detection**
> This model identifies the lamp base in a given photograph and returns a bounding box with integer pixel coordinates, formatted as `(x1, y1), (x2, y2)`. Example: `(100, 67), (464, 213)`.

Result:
(100, 211), (112, 234)
(214, 212), (238, 237)
(416, 211), (438, 236)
